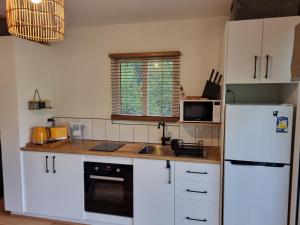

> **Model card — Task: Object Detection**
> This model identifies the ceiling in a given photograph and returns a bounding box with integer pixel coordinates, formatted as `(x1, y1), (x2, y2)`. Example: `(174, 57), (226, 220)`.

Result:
(0, 0), (231, 27)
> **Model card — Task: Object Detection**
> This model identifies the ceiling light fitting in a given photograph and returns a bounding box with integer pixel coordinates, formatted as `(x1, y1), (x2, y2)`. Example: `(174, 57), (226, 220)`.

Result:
(6, 0), (65, 42)
(31, 0), (42, 4)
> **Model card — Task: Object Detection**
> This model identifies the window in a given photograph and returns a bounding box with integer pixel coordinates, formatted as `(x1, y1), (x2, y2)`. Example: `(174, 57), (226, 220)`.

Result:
(110, 51), (181, 122)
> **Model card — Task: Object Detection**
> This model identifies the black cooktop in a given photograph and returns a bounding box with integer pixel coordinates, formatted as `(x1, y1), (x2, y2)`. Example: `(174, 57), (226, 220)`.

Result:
(90, 142), (125, 152)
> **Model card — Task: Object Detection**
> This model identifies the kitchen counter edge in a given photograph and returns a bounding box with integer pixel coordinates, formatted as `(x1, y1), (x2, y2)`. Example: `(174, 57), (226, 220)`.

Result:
(20, 140), (221, 164)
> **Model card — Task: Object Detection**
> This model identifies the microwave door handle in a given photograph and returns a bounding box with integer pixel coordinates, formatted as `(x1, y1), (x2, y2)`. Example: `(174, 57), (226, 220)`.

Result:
(90, 175), (125, 182)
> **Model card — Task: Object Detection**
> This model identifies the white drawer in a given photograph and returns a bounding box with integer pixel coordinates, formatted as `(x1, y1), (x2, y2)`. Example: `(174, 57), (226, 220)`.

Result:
(175, 199), (219, 225)
(175, 180), (220, 203)
(175, 162), (220, 183)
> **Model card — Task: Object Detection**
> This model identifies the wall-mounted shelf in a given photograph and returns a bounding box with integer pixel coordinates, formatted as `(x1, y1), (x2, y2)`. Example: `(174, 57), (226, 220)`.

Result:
(28, 89), (52, 110)
(28, 101), (52, 110)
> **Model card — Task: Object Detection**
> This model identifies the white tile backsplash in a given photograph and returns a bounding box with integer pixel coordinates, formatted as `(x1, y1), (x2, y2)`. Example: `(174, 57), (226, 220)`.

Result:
(60, 117), (219, 146)
(54, 118), (67, 126)
(148, 126), (162, 144)
(120, 125), (134, 142)
(212, 127), (220, 147)
(133, 125), (148, 143)
(196, 126), (213, 146)
(166, 125), (179, 140)
(92, 119), (106, 140)
(106, 120), (120, 141)
(179, 124), (196, 143)
(67, 118), (93, 140)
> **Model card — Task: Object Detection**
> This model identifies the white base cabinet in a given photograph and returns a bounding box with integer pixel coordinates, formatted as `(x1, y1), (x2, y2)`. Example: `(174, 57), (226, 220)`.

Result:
(175, 199), (219, 225)
(134, 159), (220, 225)
(22, 153), (221, 225)
(175, 162), (220, 225)
(133, 159), (175, 225)
(22, 151), (84, 220)
(22, 152), (53, 216)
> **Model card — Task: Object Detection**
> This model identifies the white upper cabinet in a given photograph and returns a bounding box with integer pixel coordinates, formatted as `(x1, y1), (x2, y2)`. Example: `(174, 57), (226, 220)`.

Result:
(226, 16), (300, 84)
(226, 19), (263, 84)
(261, 17), (300, 83)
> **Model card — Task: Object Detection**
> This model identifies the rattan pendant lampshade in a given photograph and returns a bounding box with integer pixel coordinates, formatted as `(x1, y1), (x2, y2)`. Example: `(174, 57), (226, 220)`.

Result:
(6, 0), (65, 42)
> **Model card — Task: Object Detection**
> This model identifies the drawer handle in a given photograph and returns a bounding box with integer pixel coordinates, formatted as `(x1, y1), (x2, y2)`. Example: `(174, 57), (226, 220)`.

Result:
(186, 189), (207, 194)
(186, 170), (208, 175)
(186, 217), (207, 222)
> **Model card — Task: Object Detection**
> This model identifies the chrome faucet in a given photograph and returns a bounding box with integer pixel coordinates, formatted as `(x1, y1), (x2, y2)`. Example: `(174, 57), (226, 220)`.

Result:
(158, 122), (170, 146)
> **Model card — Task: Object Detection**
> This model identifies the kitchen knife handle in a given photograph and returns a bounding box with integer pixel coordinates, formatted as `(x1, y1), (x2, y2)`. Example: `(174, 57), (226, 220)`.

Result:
(45, 156), (49, 173)
(265, 55), (270, 79)
(52, 156), (56, 174)
(213, 72), (219, 82)
(209, 69), (214, 81)
(253, 56), (258, 79)
(217, 75), (222, 84)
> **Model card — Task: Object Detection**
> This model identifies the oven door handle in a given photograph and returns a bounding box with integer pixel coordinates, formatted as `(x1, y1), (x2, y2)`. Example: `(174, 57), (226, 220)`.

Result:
(90, 175), (125, 182)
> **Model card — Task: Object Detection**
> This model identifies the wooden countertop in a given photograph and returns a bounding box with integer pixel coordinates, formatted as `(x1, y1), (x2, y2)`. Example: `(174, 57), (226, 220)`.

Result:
(21, 140), (221, 164)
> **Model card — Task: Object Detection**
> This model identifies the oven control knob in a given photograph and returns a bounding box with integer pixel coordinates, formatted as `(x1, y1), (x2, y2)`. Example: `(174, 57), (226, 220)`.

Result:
(116, 168), (120, 173)
(95, 166), (99, 171)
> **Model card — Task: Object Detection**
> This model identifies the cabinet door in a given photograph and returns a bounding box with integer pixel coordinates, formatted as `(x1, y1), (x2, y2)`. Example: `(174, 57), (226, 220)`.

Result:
(134, 159), (174, 225)
(22, 151), (54, 216)
(226, 19), (263, 84)
(261, 16), (300, 83)
(51, 153), (84, 220)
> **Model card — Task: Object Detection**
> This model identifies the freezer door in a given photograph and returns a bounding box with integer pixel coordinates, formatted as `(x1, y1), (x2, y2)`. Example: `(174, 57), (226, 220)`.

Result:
(225, 104), (293, 163)
(224, 161), (290, 225)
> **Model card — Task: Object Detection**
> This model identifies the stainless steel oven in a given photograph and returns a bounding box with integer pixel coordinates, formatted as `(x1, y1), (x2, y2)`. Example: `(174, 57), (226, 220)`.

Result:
(84, 162), (133, 217)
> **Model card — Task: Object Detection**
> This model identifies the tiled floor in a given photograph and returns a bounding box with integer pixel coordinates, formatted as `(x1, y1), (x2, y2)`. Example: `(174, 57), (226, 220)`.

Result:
(0, 198), (81, 225)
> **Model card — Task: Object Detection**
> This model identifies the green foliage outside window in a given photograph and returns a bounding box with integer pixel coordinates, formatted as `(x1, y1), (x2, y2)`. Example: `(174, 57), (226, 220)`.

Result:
(120, 60), (174, 116)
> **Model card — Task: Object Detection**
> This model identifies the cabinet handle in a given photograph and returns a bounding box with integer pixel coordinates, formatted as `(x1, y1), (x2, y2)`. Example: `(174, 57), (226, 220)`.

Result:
(253, 56), (258, 79)
(52, 156), (56, 174)
(186, 170), (208, 175)
(166, 160), (171, 184)
(45, 156), (49, 173)
(186, 189), (207, 194)
(265, 55), (270, 79)
(186, 217), (207, 222)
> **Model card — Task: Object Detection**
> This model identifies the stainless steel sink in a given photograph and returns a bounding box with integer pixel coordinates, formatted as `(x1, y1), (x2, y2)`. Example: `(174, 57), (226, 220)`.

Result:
(138, 145), (167, 155)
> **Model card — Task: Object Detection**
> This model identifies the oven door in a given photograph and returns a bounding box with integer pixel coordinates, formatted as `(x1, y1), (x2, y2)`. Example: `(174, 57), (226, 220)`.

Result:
(84, 173), (133, 217)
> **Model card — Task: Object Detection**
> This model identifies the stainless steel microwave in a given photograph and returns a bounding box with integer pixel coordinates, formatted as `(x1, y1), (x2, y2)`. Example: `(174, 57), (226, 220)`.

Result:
(180, 100), (221, 123)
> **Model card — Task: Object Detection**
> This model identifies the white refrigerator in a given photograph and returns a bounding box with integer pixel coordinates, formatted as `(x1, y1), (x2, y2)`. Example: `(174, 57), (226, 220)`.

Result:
(224, 104), (293, 225)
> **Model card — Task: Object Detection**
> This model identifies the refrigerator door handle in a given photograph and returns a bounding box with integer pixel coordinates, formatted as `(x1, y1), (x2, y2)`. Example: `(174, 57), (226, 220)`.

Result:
(227, 160), (286, 168)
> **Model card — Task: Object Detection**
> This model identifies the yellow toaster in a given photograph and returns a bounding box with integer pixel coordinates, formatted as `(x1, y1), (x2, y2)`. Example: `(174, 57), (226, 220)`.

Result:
(50, 127), (68, 140)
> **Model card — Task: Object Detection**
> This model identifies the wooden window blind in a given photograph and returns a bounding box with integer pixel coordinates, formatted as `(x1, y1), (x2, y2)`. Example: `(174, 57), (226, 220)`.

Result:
(110, 51), (181, 122)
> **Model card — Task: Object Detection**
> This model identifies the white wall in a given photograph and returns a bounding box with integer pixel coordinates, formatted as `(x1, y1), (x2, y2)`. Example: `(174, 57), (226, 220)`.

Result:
(14, 38), (54, 146)
(0, 37), (23, 212)
(0, 37), (54, 212)
(0, 18), (227, 211)
(51, 17), (227, 118)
